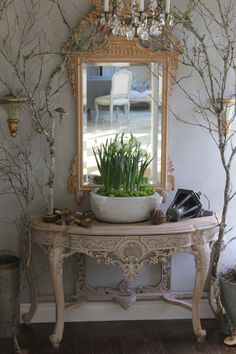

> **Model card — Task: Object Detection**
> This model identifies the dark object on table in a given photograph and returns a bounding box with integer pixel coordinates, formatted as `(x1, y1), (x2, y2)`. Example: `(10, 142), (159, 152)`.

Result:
(199, 209), (213, 217)
(42, 214), (59, 223)
(166, 189), (202, 222)
(151, 209), (166, 225)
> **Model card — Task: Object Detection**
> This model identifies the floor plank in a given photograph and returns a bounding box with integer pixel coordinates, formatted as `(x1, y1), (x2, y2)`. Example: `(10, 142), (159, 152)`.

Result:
(1, 319), (236, 354)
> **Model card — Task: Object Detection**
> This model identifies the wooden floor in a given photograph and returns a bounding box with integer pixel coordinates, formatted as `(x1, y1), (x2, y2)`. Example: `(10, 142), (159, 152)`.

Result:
(1, 319), (236, 354)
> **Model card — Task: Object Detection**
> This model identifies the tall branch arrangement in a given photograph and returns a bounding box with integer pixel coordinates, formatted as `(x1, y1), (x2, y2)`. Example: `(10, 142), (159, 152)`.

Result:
(0, 131), (40, 351)
(0, 1), (76, 350)
(173, 0), (236, 314)
(0, 0), (75, 216)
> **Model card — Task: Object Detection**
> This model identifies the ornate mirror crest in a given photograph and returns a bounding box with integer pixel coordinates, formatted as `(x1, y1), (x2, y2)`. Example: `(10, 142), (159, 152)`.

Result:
(63, 0), (181, 54)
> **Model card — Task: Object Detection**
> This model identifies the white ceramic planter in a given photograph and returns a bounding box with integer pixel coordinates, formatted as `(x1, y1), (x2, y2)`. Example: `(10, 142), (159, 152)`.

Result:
(90, 189), (163, 223)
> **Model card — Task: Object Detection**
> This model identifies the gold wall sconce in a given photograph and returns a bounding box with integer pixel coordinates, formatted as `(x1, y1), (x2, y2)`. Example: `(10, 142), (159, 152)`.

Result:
(222, 97), (236, 136)
(0, 95), (28, 137)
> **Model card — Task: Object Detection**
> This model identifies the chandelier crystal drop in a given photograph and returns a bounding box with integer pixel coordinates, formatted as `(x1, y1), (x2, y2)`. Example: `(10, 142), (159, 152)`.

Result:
(101, 0), (173, 41)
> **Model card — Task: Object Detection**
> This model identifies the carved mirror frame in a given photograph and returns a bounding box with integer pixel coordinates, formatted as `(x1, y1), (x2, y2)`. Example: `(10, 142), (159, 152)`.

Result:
(65, 0), (181, 202)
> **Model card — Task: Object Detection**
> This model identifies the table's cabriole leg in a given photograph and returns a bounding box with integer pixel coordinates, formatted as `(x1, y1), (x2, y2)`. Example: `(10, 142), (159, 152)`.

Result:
(48, 245), (65, 348)
(22, 260), (38, 324)
(224, 335), (236, 346)
(192, 243), (210, 343)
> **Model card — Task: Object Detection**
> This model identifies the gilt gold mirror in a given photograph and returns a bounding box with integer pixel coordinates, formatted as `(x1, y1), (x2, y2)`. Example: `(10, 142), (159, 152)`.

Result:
(66, 1), (181, 201)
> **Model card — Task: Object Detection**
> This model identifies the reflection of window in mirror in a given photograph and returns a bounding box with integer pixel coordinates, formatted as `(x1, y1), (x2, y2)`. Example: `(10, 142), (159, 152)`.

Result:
(83, 62), (163, 186)
(87, 65), (115, 79)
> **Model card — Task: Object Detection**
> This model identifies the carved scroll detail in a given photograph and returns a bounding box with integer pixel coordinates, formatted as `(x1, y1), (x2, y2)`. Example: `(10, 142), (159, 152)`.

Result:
(67, 56), (78, 96)
(75, 254), (171, 304)
(68, 234), (193, 279)
(167, 157), (175, 191)
(113, 294), (137, 310)
(68, 153), (87, 204)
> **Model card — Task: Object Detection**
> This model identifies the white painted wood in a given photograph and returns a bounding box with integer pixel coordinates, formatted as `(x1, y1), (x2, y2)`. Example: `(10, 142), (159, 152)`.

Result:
(23, 214), (219, 347)
(21, 299), (214, 323)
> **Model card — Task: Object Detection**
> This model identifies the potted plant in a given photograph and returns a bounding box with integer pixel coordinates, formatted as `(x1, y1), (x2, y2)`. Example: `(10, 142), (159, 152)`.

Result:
(90, 133), (162, 223)
(218, 267), (236, 346)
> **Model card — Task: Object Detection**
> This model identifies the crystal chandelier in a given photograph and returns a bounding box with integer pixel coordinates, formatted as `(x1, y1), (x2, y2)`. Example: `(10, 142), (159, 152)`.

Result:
(100, 0), (173, 41)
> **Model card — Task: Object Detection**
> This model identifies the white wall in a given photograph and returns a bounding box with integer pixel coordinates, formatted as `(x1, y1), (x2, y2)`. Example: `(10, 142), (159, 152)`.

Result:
(0, 0), (236, 317)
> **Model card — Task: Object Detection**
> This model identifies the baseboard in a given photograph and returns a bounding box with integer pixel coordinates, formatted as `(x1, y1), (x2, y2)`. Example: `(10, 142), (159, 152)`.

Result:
(20, 299), (214, 323)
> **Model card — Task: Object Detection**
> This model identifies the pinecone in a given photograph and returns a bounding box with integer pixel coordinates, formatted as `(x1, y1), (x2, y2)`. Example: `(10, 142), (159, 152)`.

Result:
(151, 209), (166, 225)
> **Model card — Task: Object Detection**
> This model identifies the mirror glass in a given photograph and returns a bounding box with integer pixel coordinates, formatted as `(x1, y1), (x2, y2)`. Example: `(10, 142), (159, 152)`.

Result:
(82, 62), (164, 188)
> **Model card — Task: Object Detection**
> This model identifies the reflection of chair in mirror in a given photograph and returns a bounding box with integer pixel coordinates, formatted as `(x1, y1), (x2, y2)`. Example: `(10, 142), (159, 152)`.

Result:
(95, 69), (132, 123)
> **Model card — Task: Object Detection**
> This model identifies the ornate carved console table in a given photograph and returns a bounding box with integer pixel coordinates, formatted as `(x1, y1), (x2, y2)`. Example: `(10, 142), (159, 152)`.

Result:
(23, 215), (218, 348)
